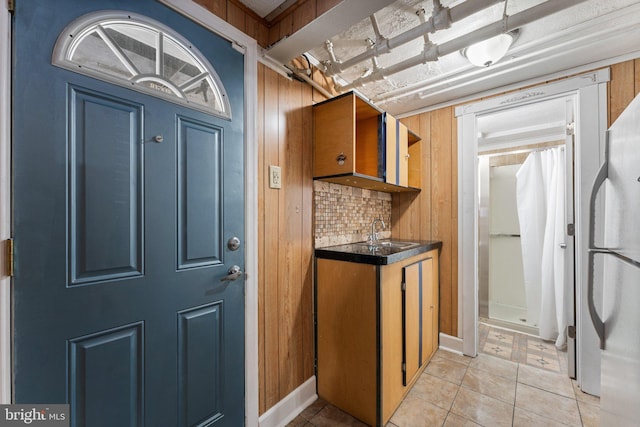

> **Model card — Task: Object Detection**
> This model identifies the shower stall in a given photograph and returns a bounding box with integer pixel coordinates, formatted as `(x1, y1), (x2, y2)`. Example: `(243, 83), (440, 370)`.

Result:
(476, 96), (574, 345)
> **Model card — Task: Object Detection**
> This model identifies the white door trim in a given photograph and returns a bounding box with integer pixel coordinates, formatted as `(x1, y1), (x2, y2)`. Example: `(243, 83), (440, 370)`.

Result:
(0, 0), (12, 405)
(455, 69), (609, 371)
(2, 1), (260, 424)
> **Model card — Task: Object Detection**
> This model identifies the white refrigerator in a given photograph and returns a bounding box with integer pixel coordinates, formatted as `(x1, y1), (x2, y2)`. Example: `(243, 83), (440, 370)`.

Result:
(588, 92), (640, 426)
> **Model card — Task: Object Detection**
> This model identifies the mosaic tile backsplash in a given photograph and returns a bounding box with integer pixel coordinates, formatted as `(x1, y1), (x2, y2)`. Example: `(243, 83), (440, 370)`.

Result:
(314, 181), (392, 248)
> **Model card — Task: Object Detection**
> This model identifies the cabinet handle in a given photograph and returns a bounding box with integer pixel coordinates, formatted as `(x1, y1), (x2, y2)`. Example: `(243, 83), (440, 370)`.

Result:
(336, 153), (346, 165)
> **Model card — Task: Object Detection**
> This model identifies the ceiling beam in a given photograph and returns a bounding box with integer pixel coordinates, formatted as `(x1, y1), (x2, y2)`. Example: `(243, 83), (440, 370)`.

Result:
(265, 0), (396, 64)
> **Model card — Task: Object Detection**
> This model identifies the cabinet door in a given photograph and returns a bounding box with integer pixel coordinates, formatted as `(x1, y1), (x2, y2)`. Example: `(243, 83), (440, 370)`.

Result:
(314, 94), (356, 177)
(422, 257), (437, 364)
(385, 114), (409, 187)
(402, 257), (434, 385)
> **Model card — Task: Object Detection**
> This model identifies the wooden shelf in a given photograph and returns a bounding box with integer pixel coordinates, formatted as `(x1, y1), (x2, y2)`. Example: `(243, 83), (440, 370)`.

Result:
(314, 91), (422, 193)
(313, 173), (420, 193)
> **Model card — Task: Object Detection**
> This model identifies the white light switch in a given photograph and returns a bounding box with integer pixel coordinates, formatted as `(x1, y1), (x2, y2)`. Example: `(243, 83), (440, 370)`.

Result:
(269, 165), (282, 189)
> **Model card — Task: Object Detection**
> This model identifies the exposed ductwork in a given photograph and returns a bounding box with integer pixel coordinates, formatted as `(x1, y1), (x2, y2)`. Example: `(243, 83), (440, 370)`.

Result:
(321, 0), (589, 93)
(322, 0), (505, 77)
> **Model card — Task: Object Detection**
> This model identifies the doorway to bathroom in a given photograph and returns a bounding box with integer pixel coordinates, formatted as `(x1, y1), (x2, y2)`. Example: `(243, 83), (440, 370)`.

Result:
(458, 70), (610, 396)
(475, 95), (576, 372)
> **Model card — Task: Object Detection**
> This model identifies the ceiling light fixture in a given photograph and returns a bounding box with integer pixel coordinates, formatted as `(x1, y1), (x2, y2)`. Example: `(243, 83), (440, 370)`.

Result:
(462, 31), (516, 67)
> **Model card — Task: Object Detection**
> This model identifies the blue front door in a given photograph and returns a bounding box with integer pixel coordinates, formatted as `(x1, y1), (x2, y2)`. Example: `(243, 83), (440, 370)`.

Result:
(12, 1), (245, 425)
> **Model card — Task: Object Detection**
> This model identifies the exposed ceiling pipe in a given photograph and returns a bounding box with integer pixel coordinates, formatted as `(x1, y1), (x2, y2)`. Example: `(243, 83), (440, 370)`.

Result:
(337, 0), (588, 92)
(415, 8), (430, 45)
(286, 64), (334, 99)
(370, 14), (384, 44)
(323, 0), (505, 77)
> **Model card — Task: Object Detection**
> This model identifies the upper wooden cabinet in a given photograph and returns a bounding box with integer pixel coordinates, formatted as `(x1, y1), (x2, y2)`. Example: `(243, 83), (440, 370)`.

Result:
(313, 92), (421, 192)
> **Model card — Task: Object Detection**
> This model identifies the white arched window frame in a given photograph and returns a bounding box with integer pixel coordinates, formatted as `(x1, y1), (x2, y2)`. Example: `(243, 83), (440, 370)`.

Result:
(52, 11), (232, 119)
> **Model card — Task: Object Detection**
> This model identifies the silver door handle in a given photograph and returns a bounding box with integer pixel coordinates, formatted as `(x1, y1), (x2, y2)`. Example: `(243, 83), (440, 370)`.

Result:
(220, 265), (243, 282)
(559, 243), (567, 249)
(587, 133), (609, 349)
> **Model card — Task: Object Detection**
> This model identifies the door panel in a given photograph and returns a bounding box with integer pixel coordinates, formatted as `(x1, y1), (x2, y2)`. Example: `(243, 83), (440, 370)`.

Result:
(69, 86), (144, 284)
(421, 258), (434, 366)
(402, 258), (433, 386)
(13, 1), (244, 425)
(177, 117), (223, 269)
(402, 262), (420, 386)
(177, 303), (224, 427)
(68, 322), (144, 427)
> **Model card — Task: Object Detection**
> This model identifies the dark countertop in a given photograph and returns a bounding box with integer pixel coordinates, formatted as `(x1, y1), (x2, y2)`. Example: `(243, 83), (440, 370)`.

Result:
(315, 239), (442, 265)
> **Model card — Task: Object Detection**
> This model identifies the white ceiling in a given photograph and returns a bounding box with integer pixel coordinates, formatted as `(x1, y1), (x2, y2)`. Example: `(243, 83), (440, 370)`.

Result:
(239, 0), (285, 18)
(249, 0), (640, 116)
(477, 96), (570, 151)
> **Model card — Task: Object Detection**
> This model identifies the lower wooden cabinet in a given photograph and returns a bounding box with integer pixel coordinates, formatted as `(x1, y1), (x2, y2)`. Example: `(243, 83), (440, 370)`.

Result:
(316, 250), (439, 426)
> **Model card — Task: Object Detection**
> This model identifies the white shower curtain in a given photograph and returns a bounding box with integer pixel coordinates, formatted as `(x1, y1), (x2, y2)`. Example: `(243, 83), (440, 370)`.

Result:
(516, 147), (567, 348)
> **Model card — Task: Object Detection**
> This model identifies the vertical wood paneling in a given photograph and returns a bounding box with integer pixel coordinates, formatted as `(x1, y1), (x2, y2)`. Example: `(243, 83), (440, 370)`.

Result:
(450, 113), (458, 335)
(419, 113), (432, 240)
(258, 65), (314, 415)
(292, 0), (315, 33)
(635, 59), (640, 96)
(301, 84), (315, 381)
(609, 61), (635, 125)
(194, 0), (226, 20)
(280, 76), (304, 396)
(430, 107), (454, 336)
(245, 15), (269, 48)
(268, 24), (281, 47)
(317, 0), (341, 15)
(227, 1), (246, 32)
(394, 108), (457, 337)
(193, 0), (269, 47)
(256, 63), (266, 415)
(278, 13), (294, 41)
(262, 65), (281, 412)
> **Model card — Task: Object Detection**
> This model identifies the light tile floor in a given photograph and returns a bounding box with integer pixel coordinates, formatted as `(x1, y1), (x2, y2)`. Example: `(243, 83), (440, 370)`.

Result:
(288, 327), (599, 427)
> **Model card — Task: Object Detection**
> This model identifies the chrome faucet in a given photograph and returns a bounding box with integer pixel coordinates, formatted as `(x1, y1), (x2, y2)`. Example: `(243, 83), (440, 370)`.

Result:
(368, 218), (386, 244)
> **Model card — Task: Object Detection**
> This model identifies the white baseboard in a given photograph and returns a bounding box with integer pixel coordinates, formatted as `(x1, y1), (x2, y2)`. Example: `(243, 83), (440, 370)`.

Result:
(258, 376), (317, 427)
(439, 333), (464, 355)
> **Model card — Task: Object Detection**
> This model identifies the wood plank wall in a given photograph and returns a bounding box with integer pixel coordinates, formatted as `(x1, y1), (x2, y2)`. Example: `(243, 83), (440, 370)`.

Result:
(391, 109), (458, 337)
(395, 58), (640, 338)
(194, 0), (342, 48)
(194, 0), (270, 46)
(257, 63), (324, 414)
(609, 59), (640, 125)
(266, 0), (341, 46)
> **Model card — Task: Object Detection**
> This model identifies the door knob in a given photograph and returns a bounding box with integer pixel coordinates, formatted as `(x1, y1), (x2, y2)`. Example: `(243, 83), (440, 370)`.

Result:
(220, 265), (243, 282)
(227, 236), (241, 251)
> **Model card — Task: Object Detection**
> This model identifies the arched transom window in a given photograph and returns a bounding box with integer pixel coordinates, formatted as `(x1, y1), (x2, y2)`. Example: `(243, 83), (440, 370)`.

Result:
(53, 11), (232, 119)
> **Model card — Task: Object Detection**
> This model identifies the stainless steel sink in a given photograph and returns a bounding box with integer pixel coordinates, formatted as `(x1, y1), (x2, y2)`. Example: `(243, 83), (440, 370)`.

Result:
(353, 240), (420, 250)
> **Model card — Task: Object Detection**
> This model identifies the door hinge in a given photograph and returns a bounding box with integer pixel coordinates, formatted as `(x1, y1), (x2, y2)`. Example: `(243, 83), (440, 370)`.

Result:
(401, 282), (406, 291)
(401, 363), (406, 373)
(4, 239), (13, 277)
(567, 325), (576, 339)
(567, 223), (575, 236)
(7, 0), (14, 13)
(566, 122), (575, 136)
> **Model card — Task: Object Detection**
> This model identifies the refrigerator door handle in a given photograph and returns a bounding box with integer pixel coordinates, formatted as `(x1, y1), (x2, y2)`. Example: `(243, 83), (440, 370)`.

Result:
(587, 132), (609, 350)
